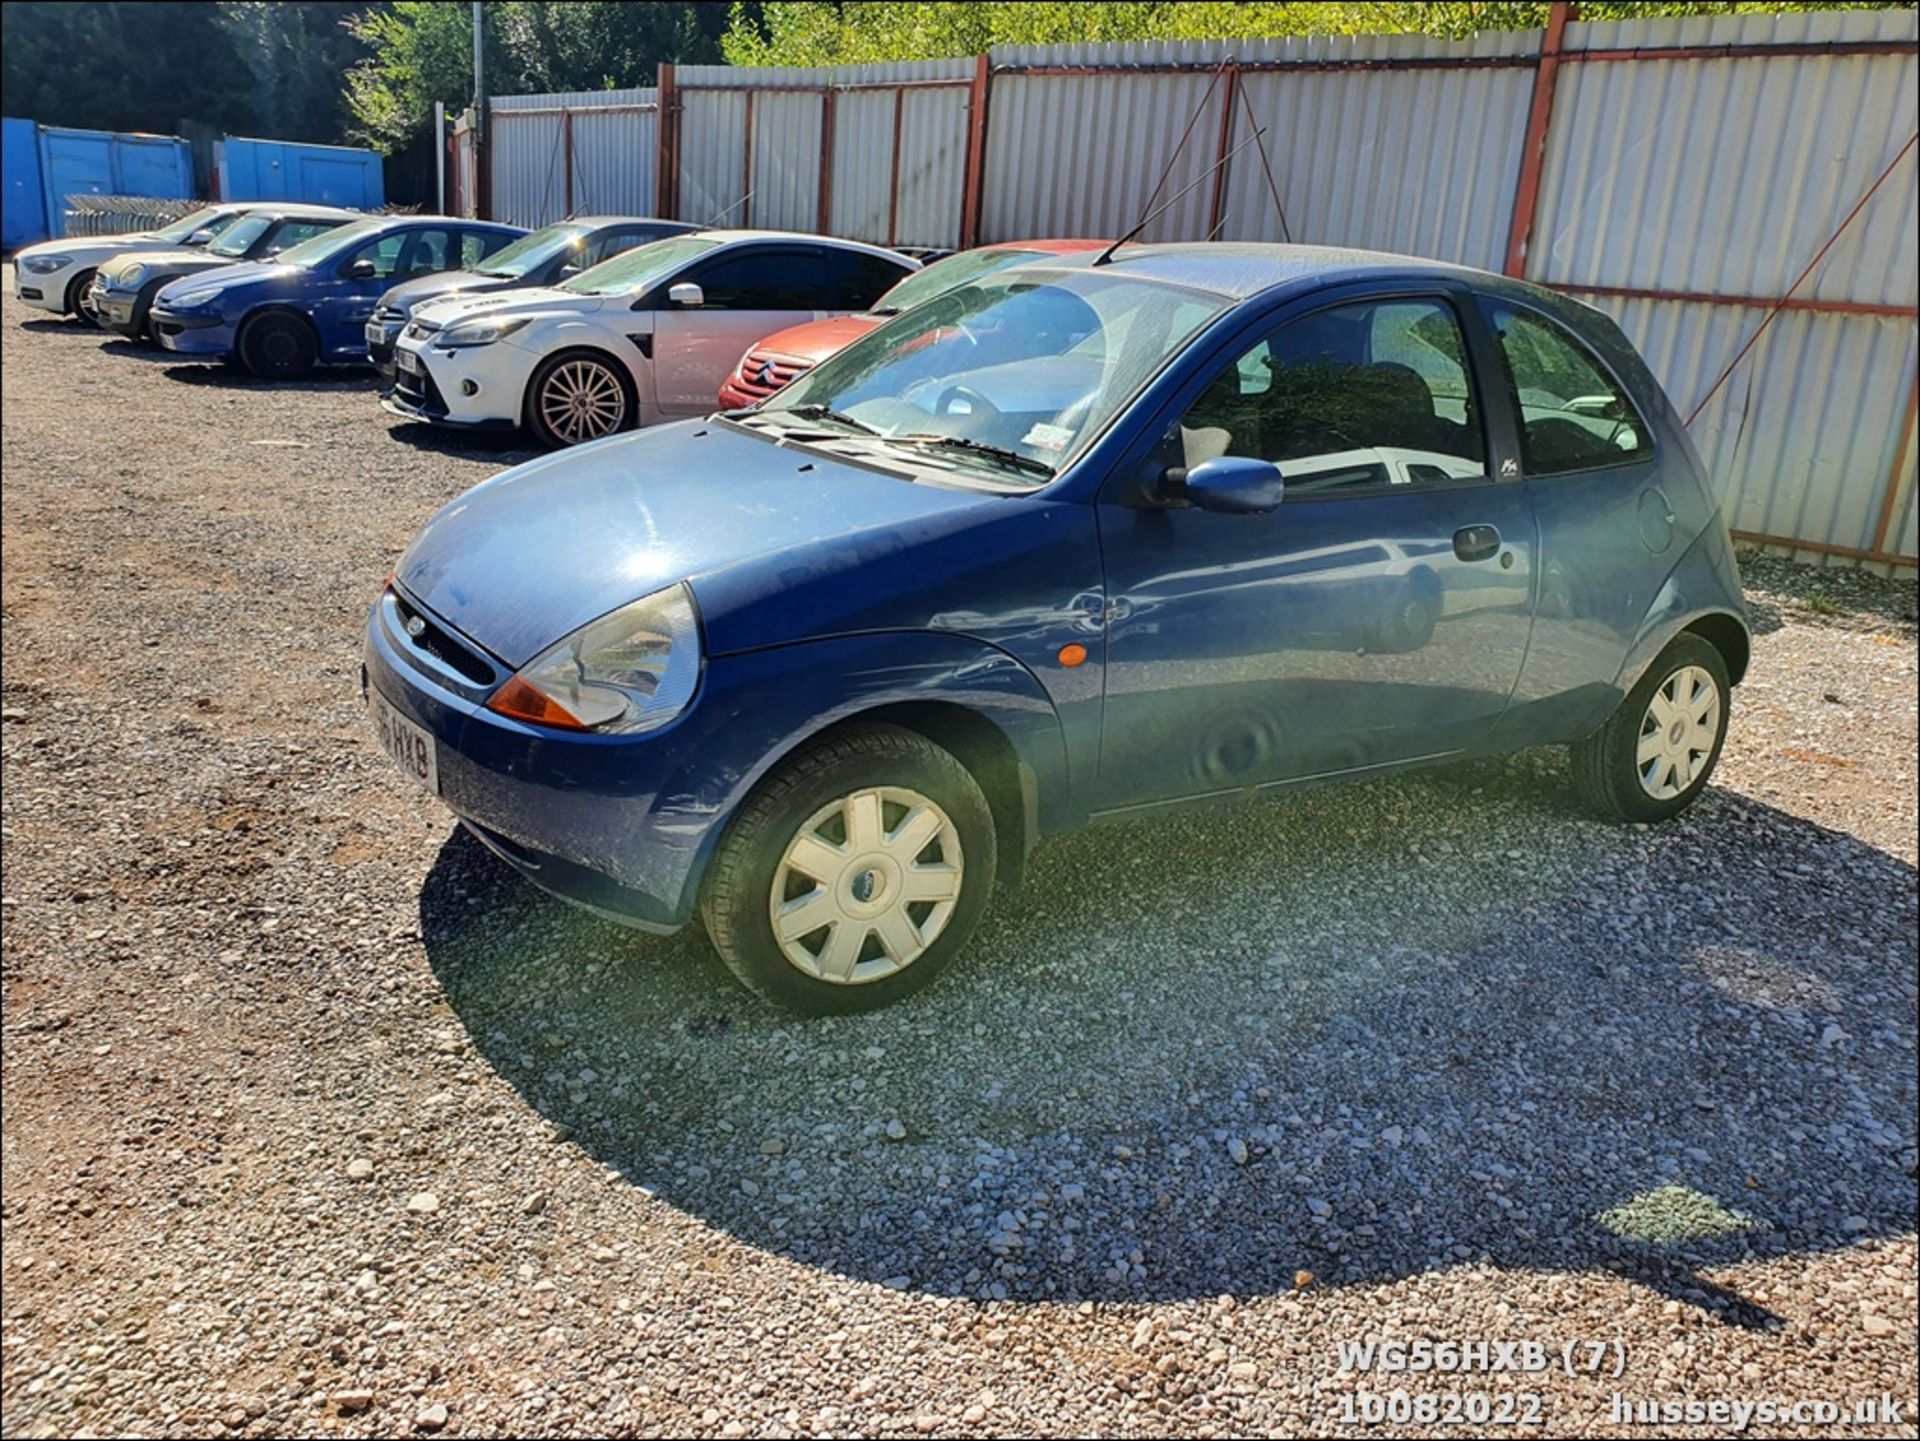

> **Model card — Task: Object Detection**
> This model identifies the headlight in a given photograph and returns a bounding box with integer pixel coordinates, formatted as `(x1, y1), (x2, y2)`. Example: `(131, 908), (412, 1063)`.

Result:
(168, 288), (220, 309)
(120, 262), (148, 288)
(21, 254), (73, 274)
(486, 584), (700, 734)
(438, 315), (531, 348)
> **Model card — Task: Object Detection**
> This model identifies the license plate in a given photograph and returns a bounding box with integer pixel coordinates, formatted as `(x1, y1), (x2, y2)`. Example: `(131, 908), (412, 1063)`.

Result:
(370, 689), (438, 793)
(106, 303), (130, 324)
(365, 321), (391, 346)
(396, 348), (423, 376)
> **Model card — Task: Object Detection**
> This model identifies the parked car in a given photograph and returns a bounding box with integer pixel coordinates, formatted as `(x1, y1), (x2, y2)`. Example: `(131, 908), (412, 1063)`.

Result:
(365, 243), (1750, 1014)
(364, 215), (697, 381)
(383, 230), (917, 448)
(148, 215), (525, 379)
(88, 204), (360, 341)
(11, 202), (259, 323)
(718, 238), (1107, 407)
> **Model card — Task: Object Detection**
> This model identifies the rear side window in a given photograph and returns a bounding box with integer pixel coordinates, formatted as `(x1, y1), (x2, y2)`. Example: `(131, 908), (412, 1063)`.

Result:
(1174, 296), (1486, 496)
(266, 219), (335, 253)
(582, 227), (664, 267)
(690, 248), (828, 310)
(821, 249), (914, 310)
(461, 229), (515, 267)
(1482, 300), (1653, 475)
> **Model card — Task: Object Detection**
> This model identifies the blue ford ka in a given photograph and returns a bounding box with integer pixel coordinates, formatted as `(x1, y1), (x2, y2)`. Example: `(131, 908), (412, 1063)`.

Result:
(367, 244), (1749, 1014)
(150, 215), (524, 378)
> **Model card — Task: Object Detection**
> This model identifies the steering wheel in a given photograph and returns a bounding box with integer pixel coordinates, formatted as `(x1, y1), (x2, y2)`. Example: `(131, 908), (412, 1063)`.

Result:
(935, 384), (999, 421)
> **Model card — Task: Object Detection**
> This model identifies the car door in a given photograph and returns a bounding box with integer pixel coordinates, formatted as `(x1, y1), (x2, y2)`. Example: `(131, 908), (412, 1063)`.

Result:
(317, 226), (463, 357)
(646, 245), (837, 417)
(1092, 287), (1539, 810)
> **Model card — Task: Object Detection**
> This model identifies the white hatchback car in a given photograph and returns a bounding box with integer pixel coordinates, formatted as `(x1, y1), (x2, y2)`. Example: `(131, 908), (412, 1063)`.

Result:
(11, 203), (261, 322)
(384, 230), (918, 447)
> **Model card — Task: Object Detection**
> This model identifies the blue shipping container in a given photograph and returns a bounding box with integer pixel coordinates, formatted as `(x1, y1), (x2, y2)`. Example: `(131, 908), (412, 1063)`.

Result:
(2, 116), (41, 250)
(219, 137), (384, 210)
(36, 126), (194, 239)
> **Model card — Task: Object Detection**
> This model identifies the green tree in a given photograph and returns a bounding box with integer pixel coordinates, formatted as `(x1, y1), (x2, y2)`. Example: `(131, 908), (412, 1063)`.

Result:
(345, 1), (733, 152)
(220, 2), (372, 144)
(722, 0), (1908, 65)
(0, 1), (252, 135)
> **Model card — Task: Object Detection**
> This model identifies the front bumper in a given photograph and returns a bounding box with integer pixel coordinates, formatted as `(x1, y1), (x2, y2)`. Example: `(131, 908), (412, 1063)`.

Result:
(386, 337), (529, 429)
(90, 279), (145, 336)
(363, 587), (699, 931)
(365, 314), (405, 382)
(13, 264), (75, 313)
(150, 307), (234, 358)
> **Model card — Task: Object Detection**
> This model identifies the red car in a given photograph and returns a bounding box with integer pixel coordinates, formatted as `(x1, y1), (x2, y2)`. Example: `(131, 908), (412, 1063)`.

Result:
(718, 238), (1107, 408)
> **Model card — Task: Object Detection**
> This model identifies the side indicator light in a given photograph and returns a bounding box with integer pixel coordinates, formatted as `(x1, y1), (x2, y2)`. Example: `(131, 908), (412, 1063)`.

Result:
(1058, 643), (1088, 668)
(486, 676), (588, 730)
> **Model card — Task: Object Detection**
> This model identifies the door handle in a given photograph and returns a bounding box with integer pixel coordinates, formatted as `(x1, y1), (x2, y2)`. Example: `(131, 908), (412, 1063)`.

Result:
(1453, 524), (1501, 563)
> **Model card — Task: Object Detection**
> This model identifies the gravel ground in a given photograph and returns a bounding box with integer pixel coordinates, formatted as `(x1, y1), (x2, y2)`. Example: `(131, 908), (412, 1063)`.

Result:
(3, 272), (1916, 1439)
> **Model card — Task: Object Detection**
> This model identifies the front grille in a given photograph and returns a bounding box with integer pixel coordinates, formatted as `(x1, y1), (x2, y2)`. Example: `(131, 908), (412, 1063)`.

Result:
(392, 365), (449, 418)
(731, 349), (814, 400)
(372, 304), (406, 324)
(154, 319), (183, 337)
(392, 591), (496, 686)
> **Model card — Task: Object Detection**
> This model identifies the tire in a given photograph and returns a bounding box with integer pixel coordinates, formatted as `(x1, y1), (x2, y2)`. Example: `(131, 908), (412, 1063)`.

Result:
(134, 278), (170, 342)
(524, 349), (638, 449)
(1570, 633), (1731, 823)
(700, 725), (997, 1015)
(66, 269), (100, 325)
(237, 311), (319, 380)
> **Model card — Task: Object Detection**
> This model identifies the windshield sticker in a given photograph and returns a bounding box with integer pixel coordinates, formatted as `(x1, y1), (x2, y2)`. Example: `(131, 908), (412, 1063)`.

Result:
(1021, 422), (1074, 453)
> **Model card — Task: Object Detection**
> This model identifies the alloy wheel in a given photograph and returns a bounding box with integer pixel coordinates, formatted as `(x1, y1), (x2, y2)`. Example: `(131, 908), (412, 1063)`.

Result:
(538, 359), (627, 444)
(1636, 664), (1721, 799)
(768, 786), (964, 984)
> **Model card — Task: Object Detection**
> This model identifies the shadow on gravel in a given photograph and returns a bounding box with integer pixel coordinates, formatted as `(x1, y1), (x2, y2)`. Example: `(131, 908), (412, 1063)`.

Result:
(17, 317), (86, 332)
(161, 363), (376, 393)
(420, 755), (1918, 1322)
(385, 421), (541, 464)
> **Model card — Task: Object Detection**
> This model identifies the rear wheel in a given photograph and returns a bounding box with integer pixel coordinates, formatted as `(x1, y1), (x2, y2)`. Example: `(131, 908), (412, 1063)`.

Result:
(525, 350), (635, 448)
(237, 311), (319, 379)
(1570, 634), (1730, 822)
(66, 269), (100, 325)
(700, 725), (996, 1015)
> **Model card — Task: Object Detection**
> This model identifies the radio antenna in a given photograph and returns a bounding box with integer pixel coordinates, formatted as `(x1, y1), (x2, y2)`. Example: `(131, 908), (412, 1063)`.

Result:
(1092, 127), (1269, 266)
(695, 190), (755, 231)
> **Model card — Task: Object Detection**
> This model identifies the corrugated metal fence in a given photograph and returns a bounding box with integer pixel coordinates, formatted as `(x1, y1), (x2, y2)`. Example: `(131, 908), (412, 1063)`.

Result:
(486, 7), (1918, 570)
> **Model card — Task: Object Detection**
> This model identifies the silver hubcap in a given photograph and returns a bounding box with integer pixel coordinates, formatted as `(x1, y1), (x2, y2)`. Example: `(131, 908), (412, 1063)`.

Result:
(769, 786), (963, 984)
(1637, 664), (1720, 799)
(540, 360), (626, 444)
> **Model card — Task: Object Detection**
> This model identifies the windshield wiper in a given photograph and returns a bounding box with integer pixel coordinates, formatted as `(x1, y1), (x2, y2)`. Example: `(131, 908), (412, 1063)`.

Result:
(885, 434), (1056, 479)
(773, 404), (881, 435)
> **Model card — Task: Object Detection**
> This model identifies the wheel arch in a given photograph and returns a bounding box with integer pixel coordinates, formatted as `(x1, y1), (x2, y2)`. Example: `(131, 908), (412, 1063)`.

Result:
(1681, 611), (1750, 687)
(521, 341), (643, 431)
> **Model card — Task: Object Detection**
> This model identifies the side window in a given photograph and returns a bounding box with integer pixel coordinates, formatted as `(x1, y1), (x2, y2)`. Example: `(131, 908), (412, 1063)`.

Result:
(398, 227), (453, 277)
(349, 231), (408, 278)
(688, 248), (828, 310)
(267, 220), (332, 254)
(820, 250), (913, 310)
(1174, 297), (1486, 495)
(1482, 300), (1653, 475)
(582, 228), (649, 267)
(461, 229), (515, 266)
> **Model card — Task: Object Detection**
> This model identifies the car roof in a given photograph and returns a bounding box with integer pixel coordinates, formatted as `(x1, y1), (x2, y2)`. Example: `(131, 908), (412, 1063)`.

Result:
(1031, 242), (1480, 300)
(568, 215), (697, 230)
(237, 203), (362, 221)
(988, 238), (1111, 255)
(694, 229), (917, 264)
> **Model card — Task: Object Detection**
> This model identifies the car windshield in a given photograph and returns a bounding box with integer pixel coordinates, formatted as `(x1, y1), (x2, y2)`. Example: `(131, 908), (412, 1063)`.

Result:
(869, 247), (1045, 315)
(206, 215), (273, 258)
(560, 235), (718, 296)
(271, 217), (387, 269)
(474, 222), (594, 279)
(761, 268), (1230, 486)
(152, 206), (236, 243)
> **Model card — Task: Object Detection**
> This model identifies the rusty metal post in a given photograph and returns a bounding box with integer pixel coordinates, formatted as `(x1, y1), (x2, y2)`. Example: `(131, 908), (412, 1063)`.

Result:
(959, 53), (991, 248)
(656, 63), (677, 219)
(818, 89), (837, 234)
(1207, 62), (1241, 239)
(561, 108), (573, 217)
(742, 91), (757, 226)
(1504, 0), (1573, 278)
(886, 87), (906, 247)
(1872, 384), (1919, 558)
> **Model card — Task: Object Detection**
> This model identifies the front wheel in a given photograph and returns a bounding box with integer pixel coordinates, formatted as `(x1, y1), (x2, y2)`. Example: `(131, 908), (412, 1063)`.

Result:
(66, 269), (100, 325)
(1570, 634), (1731, 822)
(525, 350), (636, 448)
(237, 311), (319, 379)
(700, 725), (996, 1014)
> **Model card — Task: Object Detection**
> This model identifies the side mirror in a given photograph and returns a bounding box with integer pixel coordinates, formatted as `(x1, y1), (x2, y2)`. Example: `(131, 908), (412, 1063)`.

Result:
(1175, 455), (1286, 514)
(667, 281), (704, 308)
(187, 228), (216, 245)
(344, 258), (378, 280)
(557, 261), (582, 279)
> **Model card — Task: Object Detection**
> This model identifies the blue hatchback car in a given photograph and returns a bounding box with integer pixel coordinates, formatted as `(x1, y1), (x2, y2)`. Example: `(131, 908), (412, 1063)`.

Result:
(366, 243), (1750, 1014)
(151, 215), (524, 378)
